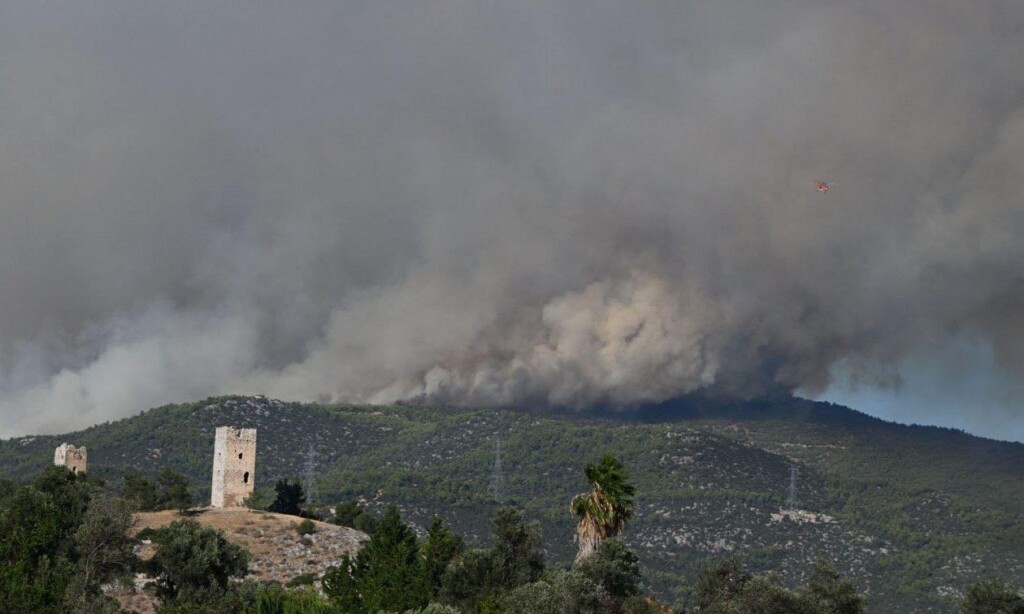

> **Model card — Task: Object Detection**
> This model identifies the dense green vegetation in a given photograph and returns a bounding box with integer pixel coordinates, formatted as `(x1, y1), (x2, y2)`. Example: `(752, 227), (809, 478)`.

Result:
(956, 579), (1024, 614)
(324, 506), (434, 612)
(679, 556), (865, 613)
(147, 519), (250, 604)
(0, 467), (135, 612)
(1, 394), (1021, 612)
(0, 451), (1019, 613)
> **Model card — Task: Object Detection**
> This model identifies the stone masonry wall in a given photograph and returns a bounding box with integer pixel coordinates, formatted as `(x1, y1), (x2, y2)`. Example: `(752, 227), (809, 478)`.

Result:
(54, 443), (87, 474)
(211, 426), (256, 507)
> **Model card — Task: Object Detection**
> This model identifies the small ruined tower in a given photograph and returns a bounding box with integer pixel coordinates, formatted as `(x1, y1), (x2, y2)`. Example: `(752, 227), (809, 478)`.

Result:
(211, 427), (256, 508)
(54, 443), (87, 474)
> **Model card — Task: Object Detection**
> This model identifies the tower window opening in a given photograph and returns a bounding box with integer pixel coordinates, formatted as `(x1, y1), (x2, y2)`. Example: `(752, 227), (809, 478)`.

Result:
(238, 453), (243, 459)
(243, 471), (249, 484)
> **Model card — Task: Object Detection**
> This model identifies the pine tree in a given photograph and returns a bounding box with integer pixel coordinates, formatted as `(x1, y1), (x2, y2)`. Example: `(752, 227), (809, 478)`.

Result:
(267, 479), (305, 516)
(421, 516), (463, 597)
(122, 470), (159, 511)
(156, 468), (192, 513)
(323, 506), (429, 613)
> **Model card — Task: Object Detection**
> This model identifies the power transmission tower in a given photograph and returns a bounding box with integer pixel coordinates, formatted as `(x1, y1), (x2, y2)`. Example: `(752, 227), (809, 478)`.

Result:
(787, 464), (798, 510)
(489, 436), (504, 504)
(303, 444), (318, 505)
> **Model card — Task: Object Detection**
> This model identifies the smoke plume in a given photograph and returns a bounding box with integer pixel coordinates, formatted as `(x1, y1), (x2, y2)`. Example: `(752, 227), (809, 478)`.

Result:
(1, 1), (1023, 439)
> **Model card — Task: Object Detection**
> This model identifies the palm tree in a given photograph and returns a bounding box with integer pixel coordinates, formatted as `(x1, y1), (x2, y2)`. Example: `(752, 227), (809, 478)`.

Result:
(570, 455), (635, 561)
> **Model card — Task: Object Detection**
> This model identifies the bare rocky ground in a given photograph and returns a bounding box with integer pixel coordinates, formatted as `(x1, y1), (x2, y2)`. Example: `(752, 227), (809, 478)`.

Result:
(110, 507), (367, 613)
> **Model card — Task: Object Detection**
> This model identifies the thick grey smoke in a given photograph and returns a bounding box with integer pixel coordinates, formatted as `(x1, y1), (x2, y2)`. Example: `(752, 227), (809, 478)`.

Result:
(1, 1), (1023, 439)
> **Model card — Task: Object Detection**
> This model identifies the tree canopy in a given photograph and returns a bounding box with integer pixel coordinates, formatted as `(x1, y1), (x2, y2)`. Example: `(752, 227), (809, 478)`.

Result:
(322, 505), (430, 613)
(958, 579), (1024, 614)
(149, 518), (250, 603)
(267, 478), (306, 516)
(0, 467), (133, 612)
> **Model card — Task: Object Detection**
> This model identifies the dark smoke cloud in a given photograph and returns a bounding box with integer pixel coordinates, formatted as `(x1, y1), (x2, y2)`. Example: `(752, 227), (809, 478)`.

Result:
(1, 1), (1023, 439)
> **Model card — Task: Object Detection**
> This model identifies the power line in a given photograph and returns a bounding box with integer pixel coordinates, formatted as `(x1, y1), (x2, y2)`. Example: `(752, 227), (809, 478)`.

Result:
(489, 436), (504, 504)
(787, 464), (798, 511)
(304, 444), (318, 505)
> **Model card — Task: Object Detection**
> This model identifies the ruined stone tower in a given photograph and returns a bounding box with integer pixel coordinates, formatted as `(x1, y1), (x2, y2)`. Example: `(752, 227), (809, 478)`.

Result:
(210, 427), (256, 508)
(54, 443), (87, 474)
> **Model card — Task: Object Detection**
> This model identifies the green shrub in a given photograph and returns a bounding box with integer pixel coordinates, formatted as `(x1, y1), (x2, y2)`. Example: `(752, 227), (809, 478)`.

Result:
(332, 500), (380, 535)
(149, 519), (250, 603)
(286, 572), (317, 588)
(958, 579), (1024, 614)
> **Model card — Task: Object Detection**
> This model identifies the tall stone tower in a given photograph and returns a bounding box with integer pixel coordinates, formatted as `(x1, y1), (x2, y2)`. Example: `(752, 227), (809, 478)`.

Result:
(211, 427), (256, 508)
(54, 443), (87, 474)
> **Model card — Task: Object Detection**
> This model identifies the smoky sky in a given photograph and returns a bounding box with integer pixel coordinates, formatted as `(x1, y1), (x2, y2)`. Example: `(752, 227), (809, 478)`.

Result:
(1, 1), (1023, 440)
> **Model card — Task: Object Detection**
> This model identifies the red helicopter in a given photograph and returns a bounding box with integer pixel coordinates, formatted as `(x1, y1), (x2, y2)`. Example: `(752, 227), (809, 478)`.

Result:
(815, 180), (835, 193)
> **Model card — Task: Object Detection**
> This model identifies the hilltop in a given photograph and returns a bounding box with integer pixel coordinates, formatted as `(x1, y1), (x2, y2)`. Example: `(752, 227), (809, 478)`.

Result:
(1, 394), (1021, 612)
(114, 508), (367, 613)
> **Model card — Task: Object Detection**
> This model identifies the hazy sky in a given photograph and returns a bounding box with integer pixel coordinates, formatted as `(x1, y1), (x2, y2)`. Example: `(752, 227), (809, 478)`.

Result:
(1, 1), (1022, 441)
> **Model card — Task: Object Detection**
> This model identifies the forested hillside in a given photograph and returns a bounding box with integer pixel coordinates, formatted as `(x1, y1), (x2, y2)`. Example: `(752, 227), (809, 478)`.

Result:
(2, 395), (1021, 612)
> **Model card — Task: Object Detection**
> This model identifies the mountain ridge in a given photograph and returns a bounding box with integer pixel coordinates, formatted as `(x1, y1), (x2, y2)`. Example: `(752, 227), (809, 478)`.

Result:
(1, 394), (1021, 612)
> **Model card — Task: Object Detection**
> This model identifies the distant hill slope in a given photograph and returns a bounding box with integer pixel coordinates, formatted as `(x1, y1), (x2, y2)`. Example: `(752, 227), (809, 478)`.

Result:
(2, 395), (1021, 612)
